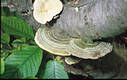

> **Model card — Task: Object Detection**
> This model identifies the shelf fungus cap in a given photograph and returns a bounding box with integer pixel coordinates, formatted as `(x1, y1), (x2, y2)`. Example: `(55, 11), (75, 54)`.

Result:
(35, 28), (113, 59)
(65, 57), (81, 65)
(34, 27), (71, 56)
(33, 0), (63, 24)
(66, 39), (113, 59)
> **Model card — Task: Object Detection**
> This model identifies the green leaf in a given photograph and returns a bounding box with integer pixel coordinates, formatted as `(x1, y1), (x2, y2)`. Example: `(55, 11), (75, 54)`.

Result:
(41, 60), (69, 79)
(1, 7), (13, 16)
(1, 0), (5, 2)
(1, 46), (43, 79)
(1, 44), (3, 49)
(1, 7), (21, 17)
(11, 44), (29, 53)
(1, 16), (34, 39)
(13, 37), (26, 43)
(23, 77), (38, 79)
(11, 38), (27, 48)
(0, 50), (10, 59)
(0, 58), (5, 75)
(1, 33), (10, 44)
(28, 40), (36, 45)
(1, 7), (5, 16)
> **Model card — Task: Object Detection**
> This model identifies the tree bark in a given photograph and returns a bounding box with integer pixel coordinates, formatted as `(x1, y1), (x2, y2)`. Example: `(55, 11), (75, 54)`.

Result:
(52, 0), (127, 41)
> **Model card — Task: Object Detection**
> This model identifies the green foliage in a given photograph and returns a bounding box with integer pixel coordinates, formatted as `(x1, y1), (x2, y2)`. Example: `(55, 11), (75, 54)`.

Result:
(1, 16), (34, 39)
(1, 7), (5, 16)
(1, 0), (5, 2)
(11, 38), (27, 49)
(1, 46), (43, 79)
(1, 5), (69, 79)
(0, 58), (5, 75)
(1, 7), (13, 16)
(41, 60), (69, 79)
(13, 37), (26, 43)
(1, 7), (22, 18)
(1, 33), (10, 44)
(24, 77), (38, 79)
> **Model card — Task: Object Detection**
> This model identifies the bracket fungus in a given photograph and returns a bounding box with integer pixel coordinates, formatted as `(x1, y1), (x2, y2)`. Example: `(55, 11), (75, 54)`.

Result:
(33, 0), (63, 24)
(35, 27), (113, 59)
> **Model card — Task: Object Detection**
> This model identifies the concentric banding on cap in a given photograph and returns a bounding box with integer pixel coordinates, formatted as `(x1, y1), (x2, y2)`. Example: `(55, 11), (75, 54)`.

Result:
(35, 27), (71, 56)
(66, 39), (113, 59)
